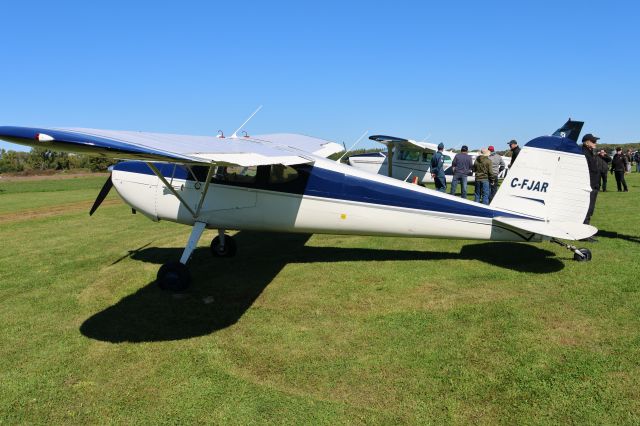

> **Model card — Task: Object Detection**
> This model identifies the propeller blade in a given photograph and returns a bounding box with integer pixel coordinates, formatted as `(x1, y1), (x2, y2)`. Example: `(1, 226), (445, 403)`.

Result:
(89, 174), (113, 216)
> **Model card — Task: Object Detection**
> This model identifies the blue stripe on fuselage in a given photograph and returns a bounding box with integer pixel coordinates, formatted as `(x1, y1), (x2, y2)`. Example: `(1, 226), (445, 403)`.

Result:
(316, 167), (495, 218)
(114, 161), (524, 220)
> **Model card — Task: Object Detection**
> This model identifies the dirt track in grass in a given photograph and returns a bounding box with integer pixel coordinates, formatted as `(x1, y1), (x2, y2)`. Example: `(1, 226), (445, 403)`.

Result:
(0, 199), (121, 223)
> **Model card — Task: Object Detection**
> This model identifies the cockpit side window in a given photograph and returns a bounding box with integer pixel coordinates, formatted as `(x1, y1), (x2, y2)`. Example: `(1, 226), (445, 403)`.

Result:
(398, 149), (420, 161)
(269, 164), (298, 184)
(214, 166), (257, 184)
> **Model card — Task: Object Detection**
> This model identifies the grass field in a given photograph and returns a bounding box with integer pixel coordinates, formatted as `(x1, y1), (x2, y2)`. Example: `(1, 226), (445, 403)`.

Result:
(1, 173), (639, 424)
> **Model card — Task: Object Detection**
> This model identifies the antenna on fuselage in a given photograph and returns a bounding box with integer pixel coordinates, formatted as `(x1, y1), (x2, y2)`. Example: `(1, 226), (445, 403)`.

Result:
(336, 130), (369, 163)
(231, 105), (263, 138)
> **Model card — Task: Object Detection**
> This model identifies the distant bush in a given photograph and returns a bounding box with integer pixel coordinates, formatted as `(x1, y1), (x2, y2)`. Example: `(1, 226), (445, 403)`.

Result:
(0, 148), (115, 174)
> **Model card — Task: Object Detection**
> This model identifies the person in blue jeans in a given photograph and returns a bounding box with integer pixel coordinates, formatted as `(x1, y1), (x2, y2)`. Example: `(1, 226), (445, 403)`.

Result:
(472, 148), (495, 204)
(430, 142), (447, 192)
(449, 145), (473, 198)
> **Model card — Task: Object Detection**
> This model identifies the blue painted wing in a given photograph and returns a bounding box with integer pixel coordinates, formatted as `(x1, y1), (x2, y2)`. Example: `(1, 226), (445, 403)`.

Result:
(0, 126), (343, 166)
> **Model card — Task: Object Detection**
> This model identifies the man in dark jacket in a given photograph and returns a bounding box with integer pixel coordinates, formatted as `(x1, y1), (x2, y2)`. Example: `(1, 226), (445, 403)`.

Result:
(430, 142), (447, 192)
(611, 147), (629, 192)
(582, 134), (600, 232)
(449, 145), (473, 198)
(508, 139), (520, 169)
(596, 149), (611, 191)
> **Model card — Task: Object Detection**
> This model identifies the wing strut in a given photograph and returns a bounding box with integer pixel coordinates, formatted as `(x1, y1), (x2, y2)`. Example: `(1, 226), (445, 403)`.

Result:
(194, 165), (215, 217)
(146, 162), (216, 219)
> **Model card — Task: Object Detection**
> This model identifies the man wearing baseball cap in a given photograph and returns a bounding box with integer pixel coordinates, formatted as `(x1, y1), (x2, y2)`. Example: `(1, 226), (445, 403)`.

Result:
(507, 139), (520, 168)
(581, 133), (601, 238)
(611, 146), (629, 192)
(430, 142), (447, 192)
(487, 145), (505, 202)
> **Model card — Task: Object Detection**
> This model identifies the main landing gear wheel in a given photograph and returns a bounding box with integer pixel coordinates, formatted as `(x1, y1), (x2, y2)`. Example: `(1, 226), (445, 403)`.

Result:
(210, 235), (237, 257)
(573, 248), (592, 262)
(157, 261), (191, 292)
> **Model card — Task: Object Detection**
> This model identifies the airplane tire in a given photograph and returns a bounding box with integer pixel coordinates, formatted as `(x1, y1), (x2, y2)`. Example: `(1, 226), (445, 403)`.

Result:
(211, 235), (237, 257)
(573, 248), (592, 262)
(157, 261), (191, 291)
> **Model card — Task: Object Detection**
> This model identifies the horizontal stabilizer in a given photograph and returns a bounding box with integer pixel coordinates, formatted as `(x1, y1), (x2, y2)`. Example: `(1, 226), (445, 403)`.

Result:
(494, 217), (597, 240)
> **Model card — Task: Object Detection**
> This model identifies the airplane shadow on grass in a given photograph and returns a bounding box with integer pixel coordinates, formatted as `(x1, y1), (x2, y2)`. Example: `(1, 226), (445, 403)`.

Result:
(80, 232), (564, 343)
(596, 229), (640, 244)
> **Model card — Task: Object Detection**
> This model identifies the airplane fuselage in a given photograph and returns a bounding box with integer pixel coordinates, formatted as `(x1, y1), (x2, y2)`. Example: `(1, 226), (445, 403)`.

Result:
(112, 157), (540, 243)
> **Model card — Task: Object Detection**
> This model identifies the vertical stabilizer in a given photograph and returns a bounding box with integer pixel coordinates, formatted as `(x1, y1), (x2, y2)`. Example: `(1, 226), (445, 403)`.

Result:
(552, 119), (584, 142)
(491, 135), (591, 226)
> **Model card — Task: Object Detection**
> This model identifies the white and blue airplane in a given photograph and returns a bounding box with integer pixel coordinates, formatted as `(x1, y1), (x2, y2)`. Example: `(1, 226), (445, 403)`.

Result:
(0, 119), (595, 291)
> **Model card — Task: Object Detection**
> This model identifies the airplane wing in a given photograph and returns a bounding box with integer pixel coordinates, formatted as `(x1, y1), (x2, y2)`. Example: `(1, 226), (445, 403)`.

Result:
(0, 126), (343, 167)
(368, 135), (438, 153)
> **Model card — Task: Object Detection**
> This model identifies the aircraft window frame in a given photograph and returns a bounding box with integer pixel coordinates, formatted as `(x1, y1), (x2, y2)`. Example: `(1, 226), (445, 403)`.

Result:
(422, 152), (433, 163)
(191, 164), (302, 189)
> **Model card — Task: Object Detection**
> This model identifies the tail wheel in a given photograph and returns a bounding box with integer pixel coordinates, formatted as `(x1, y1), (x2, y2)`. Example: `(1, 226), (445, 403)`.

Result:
(573, 248), (592, 262)
(157, 261), (191, 291)
(210, 235), (237, 257)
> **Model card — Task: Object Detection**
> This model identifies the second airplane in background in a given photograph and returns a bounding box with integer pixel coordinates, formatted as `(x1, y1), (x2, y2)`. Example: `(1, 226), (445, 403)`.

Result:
(347, 136), (510, 183)
(346, 119), (584, 184)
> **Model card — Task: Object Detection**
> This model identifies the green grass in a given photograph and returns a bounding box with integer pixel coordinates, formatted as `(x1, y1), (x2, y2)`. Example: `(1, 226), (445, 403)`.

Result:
(0, 175), (111, 213)
(1, 173), (639, 424)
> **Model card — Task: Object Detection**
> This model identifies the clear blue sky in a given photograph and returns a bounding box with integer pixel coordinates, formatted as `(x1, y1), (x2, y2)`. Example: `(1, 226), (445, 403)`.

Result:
(1, 0), (638, 152)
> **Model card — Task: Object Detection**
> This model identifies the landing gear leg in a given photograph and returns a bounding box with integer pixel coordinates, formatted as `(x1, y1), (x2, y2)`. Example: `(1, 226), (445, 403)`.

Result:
(157, 221), (207, 291)
(210, 229), (237, 257)
(551, 238), (592, 262)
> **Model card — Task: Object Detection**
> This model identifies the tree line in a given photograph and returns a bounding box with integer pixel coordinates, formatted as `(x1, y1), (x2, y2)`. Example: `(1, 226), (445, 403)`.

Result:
(0, 147), (114, 174)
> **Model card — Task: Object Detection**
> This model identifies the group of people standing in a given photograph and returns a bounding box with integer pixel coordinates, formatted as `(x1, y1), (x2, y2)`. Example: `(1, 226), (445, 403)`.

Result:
(430, 140), (516, 205)
(594, 146), (631, 193)
(582, 134), (635, 241)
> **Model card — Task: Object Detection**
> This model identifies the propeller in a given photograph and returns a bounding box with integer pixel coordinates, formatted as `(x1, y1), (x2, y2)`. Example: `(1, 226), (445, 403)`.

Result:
(89, 174), (113, 216)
